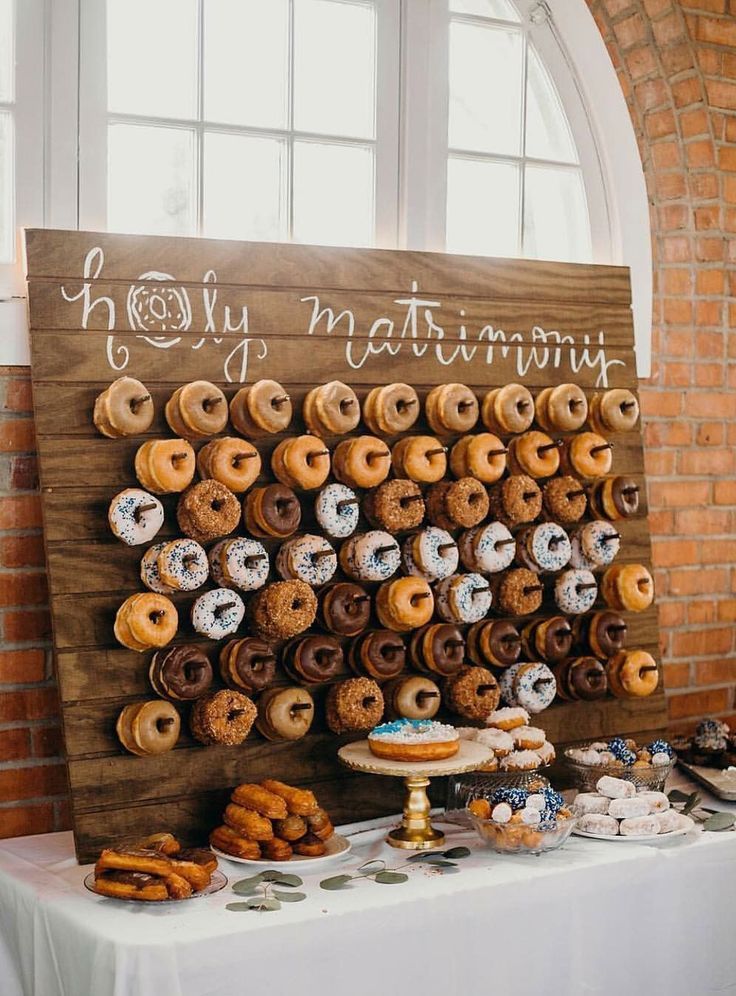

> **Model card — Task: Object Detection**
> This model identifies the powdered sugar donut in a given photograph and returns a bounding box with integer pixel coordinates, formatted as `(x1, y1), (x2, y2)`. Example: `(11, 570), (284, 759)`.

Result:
(608, 797), (650, 819)
(402, 527), (458, 582)
(526, 522), (571, 572)
(475, 727), (514, 756)
(208, 538), (269, 591)
(512, 662), (557, 714)
(620, 815), (659, 836)
(579, 813), (618, 835)
(140, 542), (175, 594)
(655, 809), (682, 833)
(276, 534), (337, 586)
(314, 483), (359, 539)
(596, 775), (635, 800)
(109, 489), (164, 546)
(573, 792), (610, 815)
(459, 522), (515, 574)
(348, 531), (401, 582)
(191, 588), (245, 639)
(157, 539), (209, 591)
(434, 573), (492, 624)
(638, 791), (670, 813)
(555, 568), (598, 614)
(491, 802), (513, 824)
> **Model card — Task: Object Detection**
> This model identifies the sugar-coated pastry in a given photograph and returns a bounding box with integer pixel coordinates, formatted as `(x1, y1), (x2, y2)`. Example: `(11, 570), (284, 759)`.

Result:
(114, 593), (178, 652)
(208, 537), (269, 591)
(486, 706), (530, 731)
(449, 433), (507, 484)
(607, 649), (659, 698)
(578, 813), (619, 835)
(554, 568), (597, 614)
(467, 620), (521, 669)
(231, 783), (288, 819)
(573, 793), (610, 815)
(655, 809), (682, 833)
(535, 383), (588, 432)
(542, 475), (587, 524)
(320, 582), (371, 637)
(475, 727), (514, 757)
(363, 479), (425, 533)
(638, 791), (670, 814)
(434, 573), (492, 624)
(196, 437), (261, 493)
(589, 476), (640, 521)
(425, 383), (478, 434)
(427, 478), (489, 531)
(325, 677), (384, 733)
(482, 383), (534, 434)
(249, 580), (317, 641)
(191, 588), (245, 639)
(209, 825), (261, 860)
(409, 623), (465, 677)
(349, 629), (406, 681)
(376, 577), (434, 632)
(608, 797), (650, 819)
(490, 567), (543, 616)
(561, 431), (612, 479)
(303, 381), (360, 436)
(620, 815), (659, 837)
(219, 637), (276, 694)
(177, 479), (241, 542)
(487, 475), (542, 527)
(135, 439), (196, 494)
(157, 539), (209, 591)
(116, 700), (180, 756)
(149, 645), (212, 701)
(516, 523), (571, 573)
(508, 431), (561, 479)
(589, 389), (639, 434)
(190, 689), (256, 746)
(166, 381), (228, 439)
(282, 634), (343, 685)
(229, 379), (292, 436)
(601, 563), (653, 612)
(391, 435), (447, 483)
(383, 676), (441, 720)
(276, 534), (337, 587)
(500, 750), (540, 772)
(511, 725), (546, 750)
(444, 666), (500, 720)
(271, 435), (331, 490)
(363, 383), (420, 435)
(596, 775), (635, 799)
(332, 436), (391, 489)
(94, 377), (155, 437)
(244, 484), (301, 539)
(314, 483), (359, 539)
(459, 522), (516, 574)
(256, 686), (315, 741)
(402, 527), (458, 582)
(340, 530), (400, 582)
(108, 489), (164, 546)
(140, 542), (175, 594)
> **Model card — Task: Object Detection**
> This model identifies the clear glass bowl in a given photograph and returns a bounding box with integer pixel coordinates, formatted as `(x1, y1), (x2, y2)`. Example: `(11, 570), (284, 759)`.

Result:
(444, 770), (551, 826)
(468, 812), (577, 855)
(563, 748), (676, 793)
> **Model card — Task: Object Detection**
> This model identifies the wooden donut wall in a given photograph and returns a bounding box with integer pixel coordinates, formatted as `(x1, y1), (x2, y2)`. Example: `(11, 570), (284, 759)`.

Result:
(24, 229), (667, 862)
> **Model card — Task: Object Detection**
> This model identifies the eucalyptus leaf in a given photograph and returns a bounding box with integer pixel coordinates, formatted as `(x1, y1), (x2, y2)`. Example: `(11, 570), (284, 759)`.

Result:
(320, 874), (354, 891)
(667, 789), (691, 803)
(260, 870), (297, 884)
(422, 859), (457, 868)
(266, 873), (303, 888)
(442, 846), (471, 859)
(357, 860), (386, 875)
(272, 890), (307, 903)
(682, 792), (702, 816)
(247, 898), (282, 912)
(374, 871), (409, 885)
(226, 902), (255, 912)
(232, 874), (265, 892)
(406, 852), (443, 863)
(703, 812), (736, 832)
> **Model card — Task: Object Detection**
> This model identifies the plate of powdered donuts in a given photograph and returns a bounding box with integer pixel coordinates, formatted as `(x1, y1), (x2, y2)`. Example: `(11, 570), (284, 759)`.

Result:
(572, 775), (694, 841)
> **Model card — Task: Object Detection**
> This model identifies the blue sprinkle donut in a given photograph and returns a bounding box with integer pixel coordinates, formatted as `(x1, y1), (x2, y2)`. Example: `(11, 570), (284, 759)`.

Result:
(140, 542), (175, 594)
(459, 521), (515, 574)
(276, 534), (337, 586)
(314, 483), (359, 539)
(554, 568), (597, 614)
(403, 526), (458, 581)
(526, 523), (571, 573)
(434, 573), (492, 624)
(157, 539), (209, 591)
(108, 488), (164, 546)
(580, 520), (620, 567)
(191, 588), (245, 639)
(512, 662), (557, 714)
(350, 530), (400, 582)
(209, 537), (269, 591)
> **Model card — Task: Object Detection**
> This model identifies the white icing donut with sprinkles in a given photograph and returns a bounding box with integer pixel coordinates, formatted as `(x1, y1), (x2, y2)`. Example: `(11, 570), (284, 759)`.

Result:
(526, 522), (571, 573)
(434, 573), (492, 624)
(209, 537), (269, 591)
(350, 531), (401, 582)
(569, 530), (596, 570)
(402, 526), (458, 582)
(314, 483), (360, 539)
(157, 539), (209, 591)
(459, 521), (515, 574)
(191, 588), (245, 639)
(276, 534), (337, 586)
(555, 568), (598, 614)
(108, 488), (164, 546)
(512, 662), (557, 714)
(580, 520), (620, 568)
(140, 542), (175, 594)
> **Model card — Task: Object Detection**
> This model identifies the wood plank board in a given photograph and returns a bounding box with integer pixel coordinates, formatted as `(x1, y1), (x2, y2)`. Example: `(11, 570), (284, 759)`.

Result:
(24, 228), (666, 863)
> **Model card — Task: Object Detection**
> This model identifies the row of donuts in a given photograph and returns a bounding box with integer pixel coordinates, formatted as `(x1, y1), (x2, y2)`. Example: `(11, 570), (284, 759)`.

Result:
(94, 376), (640, 441)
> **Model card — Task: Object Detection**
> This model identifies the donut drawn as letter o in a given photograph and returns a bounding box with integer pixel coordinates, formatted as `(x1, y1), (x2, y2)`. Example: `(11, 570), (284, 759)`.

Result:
(126, 271), (192, 346)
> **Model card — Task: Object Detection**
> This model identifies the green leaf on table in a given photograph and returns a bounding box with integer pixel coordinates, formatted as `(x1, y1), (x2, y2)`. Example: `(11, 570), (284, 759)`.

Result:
(667, 789), (691, 803)
(703, 812), (736, 832)
(682, 792), (702, 816)
(259, 870), (303, 887)
(226, 902), (255, 912)
(406, 851), (443, 863)
(320, 874), (354, 890)
(442, 846), (471, 859)
(246, 898), (282, 912)
(374, 871), (408, 885)
(232, 874), (264, 893)
(422, 858), (457, 868)
(357, 859), (386, 875)
(272, 890), (307, 903)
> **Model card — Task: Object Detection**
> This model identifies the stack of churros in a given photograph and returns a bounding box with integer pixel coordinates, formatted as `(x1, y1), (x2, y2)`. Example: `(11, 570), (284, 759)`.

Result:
(92, 832), (218, 901)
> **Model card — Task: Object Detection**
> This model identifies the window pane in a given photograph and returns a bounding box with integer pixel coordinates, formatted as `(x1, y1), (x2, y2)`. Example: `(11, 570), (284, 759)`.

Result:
(0, 0), (13, 103)
(449, 22), (523, 155)
(203, 132), (287, 241)
(523, 165), (591, 263)
(293, 141), (374, 247)
(294, 0), (376, 139)
(450, 0), (520, 21)
(108, 124), (196, 236)
(525, 45), (578, 163)
(0, 111), (13, 262)
(204, 0), (289, 129)
(107, 0), (198, 119)
(446, 157), (519, 257)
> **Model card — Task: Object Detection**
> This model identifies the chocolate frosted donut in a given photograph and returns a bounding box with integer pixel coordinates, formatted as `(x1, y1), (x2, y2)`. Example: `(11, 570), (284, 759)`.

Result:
(283, 635), (343, 685)
(149, 646), (213, 701)
(348, 629), (406, 681)
(542, 475), (587, 524)
(467, 620), (522, 668)
(219, 637), (276, 694)
(591, 476), (641, 520)
(244, 484), (302, 539)
(488, 475), (542, 527)
(363, 479), (425, 533)
(584, 610), (628, 659)
(319, 582), (371, 637)
(409, 623), (465, 677)
(566, 656), (608, 701)
(523, 615), (573, 662)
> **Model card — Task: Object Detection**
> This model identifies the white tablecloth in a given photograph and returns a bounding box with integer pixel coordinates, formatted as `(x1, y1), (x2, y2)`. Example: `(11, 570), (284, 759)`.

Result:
(1, 775), (736, 996)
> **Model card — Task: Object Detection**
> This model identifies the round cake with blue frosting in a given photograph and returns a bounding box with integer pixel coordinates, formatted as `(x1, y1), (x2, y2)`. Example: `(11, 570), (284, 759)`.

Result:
(368, 718), (460, 762)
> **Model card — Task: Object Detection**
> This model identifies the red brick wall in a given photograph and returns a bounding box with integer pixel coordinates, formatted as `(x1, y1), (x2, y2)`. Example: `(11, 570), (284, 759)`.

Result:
(1, 3), (735, 839)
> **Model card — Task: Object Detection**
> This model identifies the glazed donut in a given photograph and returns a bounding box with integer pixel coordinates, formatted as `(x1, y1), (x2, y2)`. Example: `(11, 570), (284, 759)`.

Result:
(249, 580), (317, 641)
(229, 379), (292, 436)
(427, 477), (489, 530)
(434, 573), (492, 624)
(282, 634), (343, 684)
(303, 381), (360, 436)
(231, 783), (288, 819)
(589, 389), (639, 433)
(190, 689), (256, 746)
(114, 593), (178, 652)
(363, 479), (425, 533)
(219, 637), (276, 694)
(256, 686), (315, 741)
(450, 433), (507, 484)
(569, 520), (620, 570)
(601, 563), (653, 612)
(409, 623), (465, 676)
(177, 480), (241, 542)
(332, 436), (391, 489)
(376, 577), (434, 632)
(116, 700), (180, 756)
(590, 476), (640, 520)
(584, 610), (628, 659)
(325, 677), (384, 733)
(135, 439), (196, 494)
(607, 650), (659, 698)
(391, 435), (447, 483)
(363, 383), (419, 435)
(490, 568), (543, 616)
(340, 531), (401, 582)
(561, 432), (613, 479)
(320, 582), (371, 637)
(466, 620), (521, 669)
(196, 437), (261, 493)
(244, 484), (301, 538)
(191, 588), (245, 639)
(314, 483), (359, 539)
(140, 542), (175, 594)
(94, 377), (155, 438)
(271, 436), (330, 490)
(459, 522), (516, 574)
(208, 537), (269, 591)
(402, 527), (458, 582)
(425, 383), (479, 434)
(276, 534), (337, 587)
(149, 645), (213, 701)
(481, 384), (534, 434)
(108, 489), (164, 546)
(500, 661), (556, 714)
(348, 629), (406, 681)
(522, 615), (573, 662)
(383, 676), (441, 721)
(554, 568), (598, 614)
(542, 475), (587, 524)
(562, 656), (608, 701)
(166, 381), (228, 439)
(444, 666), (500, 720)
(508, 431), (561, 479)
(157, 539), (209, 591)
(487, 475), (542, 527)
(535, 383), (587, 432)
(516, 523), (571, 573)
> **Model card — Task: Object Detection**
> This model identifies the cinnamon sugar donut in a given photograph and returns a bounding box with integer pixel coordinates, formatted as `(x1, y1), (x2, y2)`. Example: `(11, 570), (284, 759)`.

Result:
(190, 689), (256, 746)
(325, 677), (384, 733)
(487, 475), (542, 527)
(426, 477), (489, 530)
(444, 666), (500, 721)
(249, 581), (317, 641)
(177, 480), (241, 542)
(363, 479), (425, 533)
(490, 568), (543, 616)
(542, 476), (587, 524)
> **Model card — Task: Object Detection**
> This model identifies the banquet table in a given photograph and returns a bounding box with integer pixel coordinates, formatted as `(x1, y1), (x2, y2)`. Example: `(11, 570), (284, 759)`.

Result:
(2, 773), (736, 996)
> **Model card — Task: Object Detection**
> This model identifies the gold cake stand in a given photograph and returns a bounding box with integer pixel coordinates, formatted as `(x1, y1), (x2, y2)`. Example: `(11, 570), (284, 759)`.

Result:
(338, 740), (492, 850)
